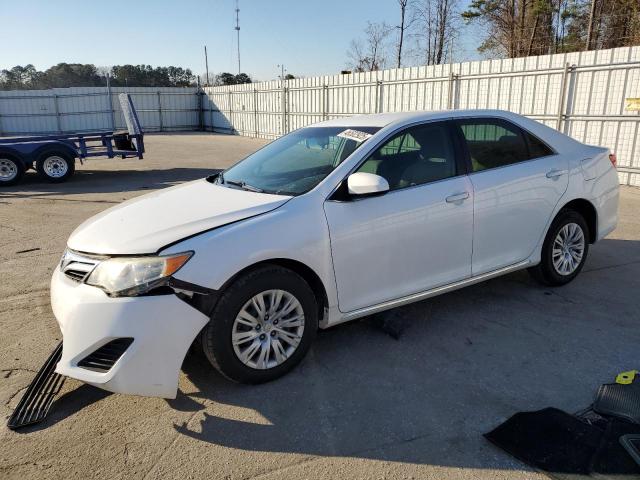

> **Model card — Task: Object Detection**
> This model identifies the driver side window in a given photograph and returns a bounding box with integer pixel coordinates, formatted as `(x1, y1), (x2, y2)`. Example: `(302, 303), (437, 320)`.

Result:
(356, 122), (457, 191)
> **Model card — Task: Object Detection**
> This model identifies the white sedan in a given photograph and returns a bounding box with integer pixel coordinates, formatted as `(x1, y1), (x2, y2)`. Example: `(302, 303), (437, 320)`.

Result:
(52, 109), (619, 398)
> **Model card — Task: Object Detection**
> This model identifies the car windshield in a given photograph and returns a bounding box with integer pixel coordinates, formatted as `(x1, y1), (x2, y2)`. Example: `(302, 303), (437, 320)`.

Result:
(215, 126), (381, 196)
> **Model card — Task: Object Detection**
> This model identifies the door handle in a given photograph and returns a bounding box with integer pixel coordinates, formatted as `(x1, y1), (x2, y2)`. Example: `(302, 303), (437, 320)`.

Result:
(546, 169), (567, 179)
(445, 192), (470, 203)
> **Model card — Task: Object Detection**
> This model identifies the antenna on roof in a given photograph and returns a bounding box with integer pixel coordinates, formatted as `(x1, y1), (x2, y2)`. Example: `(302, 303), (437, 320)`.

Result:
(235, 0), (241, 75)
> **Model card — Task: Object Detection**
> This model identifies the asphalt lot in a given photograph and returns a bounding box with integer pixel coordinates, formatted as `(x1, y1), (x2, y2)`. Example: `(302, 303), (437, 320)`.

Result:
(1, 132), (639, 480)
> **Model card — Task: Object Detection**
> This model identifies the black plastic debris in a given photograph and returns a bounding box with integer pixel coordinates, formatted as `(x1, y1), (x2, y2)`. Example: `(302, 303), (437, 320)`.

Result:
(7, 342), (65, 430)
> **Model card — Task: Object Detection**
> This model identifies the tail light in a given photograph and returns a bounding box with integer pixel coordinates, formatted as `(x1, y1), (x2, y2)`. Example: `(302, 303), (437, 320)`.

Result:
(609, 153), (617, 168)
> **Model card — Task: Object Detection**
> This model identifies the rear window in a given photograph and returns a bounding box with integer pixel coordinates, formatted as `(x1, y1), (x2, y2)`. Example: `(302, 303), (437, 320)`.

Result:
(525, 131), (554, 159)
(457, 118), (554, 172)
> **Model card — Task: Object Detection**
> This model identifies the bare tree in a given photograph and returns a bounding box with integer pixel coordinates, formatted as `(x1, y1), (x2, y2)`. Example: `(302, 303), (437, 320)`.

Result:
(347, 22), (392, 72)
(415, 0), (459, 64)
(397, 0), (410, 67)
(395, 0), (422, 67)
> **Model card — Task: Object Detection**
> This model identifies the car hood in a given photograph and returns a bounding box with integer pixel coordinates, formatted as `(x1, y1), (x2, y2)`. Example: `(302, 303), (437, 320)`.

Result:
(67, 179), (291, 254)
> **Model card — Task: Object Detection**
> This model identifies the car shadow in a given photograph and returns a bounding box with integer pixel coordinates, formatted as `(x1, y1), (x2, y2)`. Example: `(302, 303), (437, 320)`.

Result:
(0, 167), (220, 199)
(167, 238), (640, 469)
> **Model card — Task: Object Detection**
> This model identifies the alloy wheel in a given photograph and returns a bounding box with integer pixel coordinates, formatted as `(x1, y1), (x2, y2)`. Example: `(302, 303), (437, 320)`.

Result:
(552, 222), (585, 276)
(232, 289), (305, 370)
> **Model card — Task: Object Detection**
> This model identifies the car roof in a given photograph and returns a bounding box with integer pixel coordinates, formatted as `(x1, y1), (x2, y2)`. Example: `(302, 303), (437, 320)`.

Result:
(316, 109), (533, 128)
(315, 109), (584, 152)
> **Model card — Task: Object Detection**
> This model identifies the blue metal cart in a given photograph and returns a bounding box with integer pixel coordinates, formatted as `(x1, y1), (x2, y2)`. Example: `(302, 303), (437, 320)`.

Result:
(0, 94), (144, 186)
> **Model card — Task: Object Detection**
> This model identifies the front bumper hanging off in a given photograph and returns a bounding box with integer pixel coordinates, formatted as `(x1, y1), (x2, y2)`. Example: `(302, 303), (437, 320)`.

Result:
(50, 268), (209, 399)
(7, 342), (66, 430)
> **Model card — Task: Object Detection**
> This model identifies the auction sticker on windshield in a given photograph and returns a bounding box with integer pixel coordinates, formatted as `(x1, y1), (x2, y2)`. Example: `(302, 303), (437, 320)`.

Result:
(337, 129), (373, 143)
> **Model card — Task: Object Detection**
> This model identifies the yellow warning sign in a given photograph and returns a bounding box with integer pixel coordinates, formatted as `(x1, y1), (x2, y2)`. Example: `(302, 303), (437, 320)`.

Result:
(625, 98), (640, 111)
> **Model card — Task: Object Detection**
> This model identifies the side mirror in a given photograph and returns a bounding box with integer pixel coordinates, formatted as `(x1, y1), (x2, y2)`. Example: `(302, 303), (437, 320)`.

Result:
(347, 172), (389, 197)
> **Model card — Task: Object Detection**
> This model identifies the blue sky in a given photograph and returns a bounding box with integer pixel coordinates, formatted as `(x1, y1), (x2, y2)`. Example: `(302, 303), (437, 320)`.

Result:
(1, 0), (482, 81)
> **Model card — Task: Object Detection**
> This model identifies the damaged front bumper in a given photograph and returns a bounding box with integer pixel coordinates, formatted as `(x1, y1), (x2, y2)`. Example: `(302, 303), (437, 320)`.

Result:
(50, 268), (209, 398)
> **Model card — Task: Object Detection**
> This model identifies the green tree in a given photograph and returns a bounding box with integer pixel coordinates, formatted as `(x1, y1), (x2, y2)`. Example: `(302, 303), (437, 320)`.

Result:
(214, 72), (253, 86)
(0, 64), (42, 90)
(39, 63), (103, 88)
(234, 73), (252, 84)
(462, 0), (640, 57)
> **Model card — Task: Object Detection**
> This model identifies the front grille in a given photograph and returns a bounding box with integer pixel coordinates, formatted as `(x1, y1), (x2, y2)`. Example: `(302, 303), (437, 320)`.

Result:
(64, 269), (89, 282)
(77, 338), (134, 372)
(60, 249), (102, 283)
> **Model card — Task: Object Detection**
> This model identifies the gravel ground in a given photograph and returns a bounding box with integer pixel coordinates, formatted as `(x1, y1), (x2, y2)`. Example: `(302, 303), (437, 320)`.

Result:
(1, 132), (639, 480)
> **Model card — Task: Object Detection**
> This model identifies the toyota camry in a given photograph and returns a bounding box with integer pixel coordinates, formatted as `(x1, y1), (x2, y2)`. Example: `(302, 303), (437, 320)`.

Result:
(43, 109), (619, 401)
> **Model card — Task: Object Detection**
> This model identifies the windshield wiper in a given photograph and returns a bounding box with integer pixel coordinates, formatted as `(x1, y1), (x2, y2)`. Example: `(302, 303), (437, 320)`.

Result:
(225, 179), (264, 193)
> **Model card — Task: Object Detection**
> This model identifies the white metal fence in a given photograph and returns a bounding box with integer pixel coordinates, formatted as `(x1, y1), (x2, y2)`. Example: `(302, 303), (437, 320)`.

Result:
(1, 46), (639, 186)
(0, 86), (200, 135)
(202, 46), (640, 187)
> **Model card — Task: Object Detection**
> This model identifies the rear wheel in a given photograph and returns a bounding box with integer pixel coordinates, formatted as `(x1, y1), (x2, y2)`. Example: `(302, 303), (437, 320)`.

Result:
(36, 151), (75, 183)
(528, 209), (589, 286)
(0, 156), (24, 186)
(202, 265), (318, 384)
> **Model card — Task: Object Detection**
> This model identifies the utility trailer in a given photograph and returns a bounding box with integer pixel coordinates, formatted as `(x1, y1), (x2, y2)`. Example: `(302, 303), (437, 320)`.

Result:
(0, 94), (144, 186)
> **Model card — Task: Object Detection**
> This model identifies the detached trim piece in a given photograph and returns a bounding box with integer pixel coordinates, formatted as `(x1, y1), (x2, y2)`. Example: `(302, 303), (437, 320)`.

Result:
(7, 342), (65, 430)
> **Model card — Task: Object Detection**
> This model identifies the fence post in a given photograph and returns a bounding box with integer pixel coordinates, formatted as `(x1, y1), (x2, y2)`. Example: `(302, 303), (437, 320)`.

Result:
(106, 74), (116, 131)
(322, 84), (328, 120)
(197, 79), (204, 132)
(157, 91), (163, 132)
(556, 63), (574, 132)
(228, 90), (234, 134)
(254, 88), (259, 137)
(281, 84), (288, 135)
(53, 93), (62, 133)
(447, 72), (459, 110)
(209, 90), (215, 132)
(375, 80), (384, 113)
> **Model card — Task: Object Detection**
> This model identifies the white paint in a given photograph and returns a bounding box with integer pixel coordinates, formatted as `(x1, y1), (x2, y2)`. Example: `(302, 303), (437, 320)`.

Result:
(52, 109), (619, 398)
(67, 179), (290, 254)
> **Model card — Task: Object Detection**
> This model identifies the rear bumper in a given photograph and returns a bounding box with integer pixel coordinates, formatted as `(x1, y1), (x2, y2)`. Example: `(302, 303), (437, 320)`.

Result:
(51, 268), (209, 398)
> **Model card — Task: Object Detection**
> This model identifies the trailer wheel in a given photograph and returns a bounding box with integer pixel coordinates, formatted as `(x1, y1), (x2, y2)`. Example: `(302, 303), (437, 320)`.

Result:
(36, 151), (75, 183)
(0, 155), (24, 186)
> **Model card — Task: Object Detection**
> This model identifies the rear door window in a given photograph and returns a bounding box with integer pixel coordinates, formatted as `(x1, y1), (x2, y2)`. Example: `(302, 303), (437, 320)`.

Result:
(457, 118), (530, 172)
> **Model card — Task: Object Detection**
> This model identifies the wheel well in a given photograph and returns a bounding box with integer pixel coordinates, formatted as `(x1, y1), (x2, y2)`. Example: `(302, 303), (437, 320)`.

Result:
(223, 259), (329, 321)
(0, 149), (25, 166)
(34, 144), (77, 162)
(560, 199), (597, 243)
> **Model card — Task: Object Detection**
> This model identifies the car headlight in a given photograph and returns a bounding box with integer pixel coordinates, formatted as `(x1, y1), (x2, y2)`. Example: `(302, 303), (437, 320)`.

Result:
(85, 252), (193, 297)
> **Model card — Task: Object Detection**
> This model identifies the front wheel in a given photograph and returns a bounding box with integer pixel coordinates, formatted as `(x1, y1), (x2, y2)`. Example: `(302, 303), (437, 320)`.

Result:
(202, 265), (318, 384)
(528, 209), (590, 286)
(36, 151), (75, 183)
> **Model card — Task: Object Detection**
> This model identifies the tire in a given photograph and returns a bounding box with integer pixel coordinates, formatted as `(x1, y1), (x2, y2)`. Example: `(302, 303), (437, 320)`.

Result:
(36, 150), (75, 183)
(0, 155), (24, 186)
(528, 209), (590, 286)
(202, 265), (318, 384)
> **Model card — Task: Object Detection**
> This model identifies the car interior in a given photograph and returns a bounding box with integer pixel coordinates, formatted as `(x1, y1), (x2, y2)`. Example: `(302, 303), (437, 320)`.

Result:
(357, 124), (456, 190)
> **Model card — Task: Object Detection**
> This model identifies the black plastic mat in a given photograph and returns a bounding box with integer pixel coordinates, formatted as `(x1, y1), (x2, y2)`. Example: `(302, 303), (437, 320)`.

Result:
(593, 381), (640, 425)
(591, 420), (640, 476)
(485, 407), (640, 479)
(621, 435), (640, 468)
(485, 408), (603, 476)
